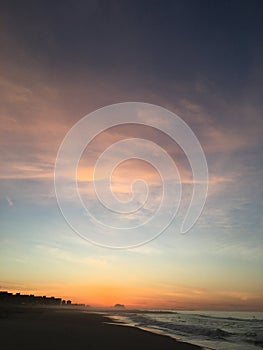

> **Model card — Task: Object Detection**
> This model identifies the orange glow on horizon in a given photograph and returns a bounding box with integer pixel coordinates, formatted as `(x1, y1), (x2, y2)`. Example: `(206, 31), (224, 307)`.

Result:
(4, 283), (262, 311)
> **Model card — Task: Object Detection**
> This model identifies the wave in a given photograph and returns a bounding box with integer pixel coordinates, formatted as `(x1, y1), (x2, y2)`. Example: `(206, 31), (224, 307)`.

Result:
(108, 311), (263, 350)
(125, 314), (232, 340)
(192, 313), (263, 323)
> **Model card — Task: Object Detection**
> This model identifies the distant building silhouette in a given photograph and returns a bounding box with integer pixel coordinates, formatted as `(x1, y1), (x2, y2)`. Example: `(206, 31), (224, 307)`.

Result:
(0, 291), (61, 305)
(0, 291), (89, 308)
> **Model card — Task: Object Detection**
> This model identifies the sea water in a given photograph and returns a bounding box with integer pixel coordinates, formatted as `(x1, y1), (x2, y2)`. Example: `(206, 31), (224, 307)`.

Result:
(108, 310), (263, 350)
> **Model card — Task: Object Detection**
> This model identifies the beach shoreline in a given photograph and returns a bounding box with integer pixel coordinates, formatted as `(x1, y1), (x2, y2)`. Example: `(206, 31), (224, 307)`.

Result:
(0, 305), (202, 350)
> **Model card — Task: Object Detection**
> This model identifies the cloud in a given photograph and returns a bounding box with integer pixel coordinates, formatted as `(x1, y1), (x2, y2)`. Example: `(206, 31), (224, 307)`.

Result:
(129, 245), (161, 255)
(35, 244), (114, 268)
(5, 196), (13, 206)
(214, 243), (263, 262)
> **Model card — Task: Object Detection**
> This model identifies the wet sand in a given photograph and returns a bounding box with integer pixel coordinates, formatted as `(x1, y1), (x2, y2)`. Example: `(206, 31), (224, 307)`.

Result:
(0, 306), (202, 350)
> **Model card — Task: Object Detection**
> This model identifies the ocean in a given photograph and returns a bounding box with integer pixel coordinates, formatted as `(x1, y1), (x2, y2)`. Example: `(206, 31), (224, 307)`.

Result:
(107, 310), (263, 350)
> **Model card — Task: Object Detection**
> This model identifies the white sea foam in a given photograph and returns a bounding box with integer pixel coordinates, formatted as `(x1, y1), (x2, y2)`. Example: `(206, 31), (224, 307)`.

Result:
(107, 310), (263, 350)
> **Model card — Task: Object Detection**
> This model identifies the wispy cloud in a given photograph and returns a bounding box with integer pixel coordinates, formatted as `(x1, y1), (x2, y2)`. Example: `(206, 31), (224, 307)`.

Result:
(214, 243), (263, 262)
(129, 245), (161, 255)
(35, 244), (114, 268)
(5, 196), (13, 206)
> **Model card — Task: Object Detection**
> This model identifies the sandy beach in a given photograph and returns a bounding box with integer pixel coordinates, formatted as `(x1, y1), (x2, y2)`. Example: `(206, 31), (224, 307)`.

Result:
(0, 306), (202, 350)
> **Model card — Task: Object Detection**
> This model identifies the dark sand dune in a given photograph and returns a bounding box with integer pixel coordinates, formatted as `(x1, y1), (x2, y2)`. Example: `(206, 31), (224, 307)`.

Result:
(0, 306), (202, 350)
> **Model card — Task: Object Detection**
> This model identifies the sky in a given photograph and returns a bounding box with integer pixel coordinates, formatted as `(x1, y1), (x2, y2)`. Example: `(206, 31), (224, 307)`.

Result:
(0, 0), (263, 310)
